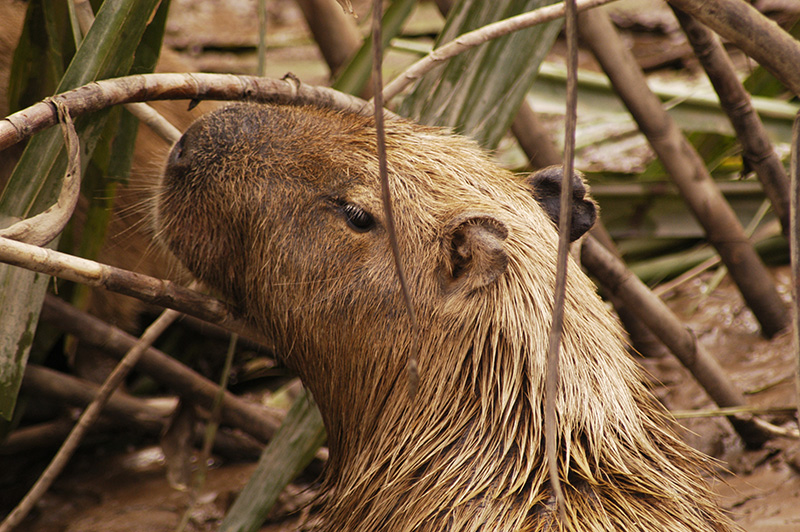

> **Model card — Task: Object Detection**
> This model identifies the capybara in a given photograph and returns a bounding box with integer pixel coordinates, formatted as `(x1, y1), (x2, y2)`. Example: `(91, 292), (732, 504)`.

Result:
(155, 102), (736, 531)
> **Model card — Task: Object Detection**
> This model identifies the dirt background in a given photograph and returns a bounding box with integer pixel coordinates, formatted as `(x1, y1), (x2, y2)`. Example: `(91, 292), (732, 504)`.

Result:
(3, 0), (800, 530)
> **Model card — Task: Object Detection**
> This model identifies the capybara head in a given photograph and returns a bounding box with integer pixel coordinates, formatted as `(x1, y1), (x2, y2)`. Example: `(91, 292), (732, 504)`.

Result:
(155, 103), (736, 531)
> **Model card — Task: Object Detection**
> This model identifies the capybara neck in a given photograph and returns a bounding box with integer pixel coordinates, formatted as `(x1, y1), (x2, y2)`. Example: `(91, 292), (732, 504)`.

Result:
(156, 103), (737, 531)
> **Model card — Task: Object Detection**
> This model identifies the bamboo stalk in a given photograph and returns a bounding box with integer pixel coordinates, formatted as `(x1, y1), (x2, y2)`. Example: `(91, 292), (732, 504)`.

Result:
(667, 0), (800, 97)
(581, 236), (770, 448)
(672, 6), (791, 237)
(578, 8), (789, 338)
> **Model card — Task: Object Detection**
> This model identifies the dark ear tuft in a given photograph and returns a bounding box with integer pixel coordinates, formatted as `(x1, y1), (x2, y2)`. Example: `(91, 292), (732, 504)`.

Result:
(526, 165), (597, 241)
(440, 214), (509, 294)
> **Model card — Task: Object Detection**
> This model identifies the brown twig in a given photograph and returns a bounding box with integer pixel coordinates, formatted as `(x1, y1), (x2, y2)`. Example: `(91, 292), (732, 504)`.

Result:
(0, 308), (179, 532)
(545, 0), (579, 519)
(672, 6), (791, 237)
(672, 404), (797, 420)
(371, 0), (419, 396)
(22, 364), (171, 430)
(0, 419), (81, 455)
(40, 295), (282, 444)
(6, 367), (265, 460)
(581, 236), (771, 448)
(578, 7), (789, 338)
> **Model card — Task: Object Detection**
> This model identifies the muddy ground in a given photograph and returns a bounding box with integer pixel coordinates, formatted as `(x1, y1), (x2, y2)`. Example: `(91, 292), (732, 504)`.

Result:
(2, 0), (800, 530)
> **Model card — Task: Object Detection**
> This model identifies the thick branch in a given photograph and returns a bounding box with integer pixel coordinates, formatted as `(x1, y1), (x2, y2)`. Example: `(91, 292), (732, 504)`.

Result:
(578, 7), (789, 338)
(0, 235), (269, 346)
(672, 7), (791, 237)
(40, 295), (282, 444)
(581, 236), (771, 448)
(668, 0), (800, 97)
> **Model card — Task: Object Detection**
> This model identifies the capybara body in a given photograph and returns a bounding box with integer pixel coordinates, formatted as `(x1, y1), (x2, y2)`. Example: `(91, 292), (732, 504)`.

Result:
(155, 103), (736, 531)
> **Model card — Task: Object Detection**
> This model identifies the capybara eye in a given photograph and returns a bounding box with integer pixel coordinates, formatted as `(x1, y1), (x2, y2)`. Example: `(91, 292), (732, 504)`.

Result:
(341, 203), (375, 232)
(168, 136), (185, 165)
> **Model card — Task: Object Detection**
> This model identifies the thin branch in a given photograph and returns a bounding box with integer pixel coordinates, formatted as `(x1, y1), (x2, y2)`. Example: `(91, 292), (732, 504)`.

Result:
(0, 73), (393, 152)
(791, 111), (800, 434)
(371, 0), (419, 396)
(0, 235), (268, 345)
(126, 101), (181, 144)
(22, 364), (172, 429)
(176, 333), (239, 532)
(0, 308), (179, 532)
(0, 100), (80, 245)
(672, 405), (796, 420)
(380, 0), (616, 102)
(545, 0), (579, 520)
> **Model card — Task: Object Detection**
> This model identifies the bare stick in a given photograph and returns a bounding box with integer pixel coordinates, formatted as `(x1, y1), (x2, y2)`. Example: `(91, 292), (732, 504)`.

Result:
(125, 101), (181, 143)
(0, 74), (390, 151)
(371, 0), (419, 396)
(0, 235), (268, 345)
(22, 364), (172, 430)
(0, 308), (179, 532)
(791, 112), (800, 433)
(545, 0), (579, 519)
(672, 6), (791, 237)
(0, 101), (80, 245)
(380, 0), (615, 102)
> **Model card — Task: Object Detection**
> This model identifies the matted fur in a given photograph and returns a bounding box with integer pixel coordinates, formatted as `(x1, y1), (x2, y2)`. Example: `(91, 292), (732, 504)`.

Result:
(155, 103), (738, 531)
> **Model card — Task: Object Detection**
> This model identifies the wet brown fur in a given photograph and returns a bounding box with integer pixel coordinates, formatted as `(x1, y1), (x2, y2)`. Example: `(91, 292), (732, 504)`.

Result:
(155, 103), (739, 531)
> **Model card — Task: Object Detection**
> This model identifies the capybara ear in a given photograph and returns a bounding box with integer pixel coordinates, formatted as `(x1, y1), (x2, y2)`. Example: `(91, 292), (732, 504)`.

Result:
(526, 165), (597, 241)
(440, 214), (509, 293)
